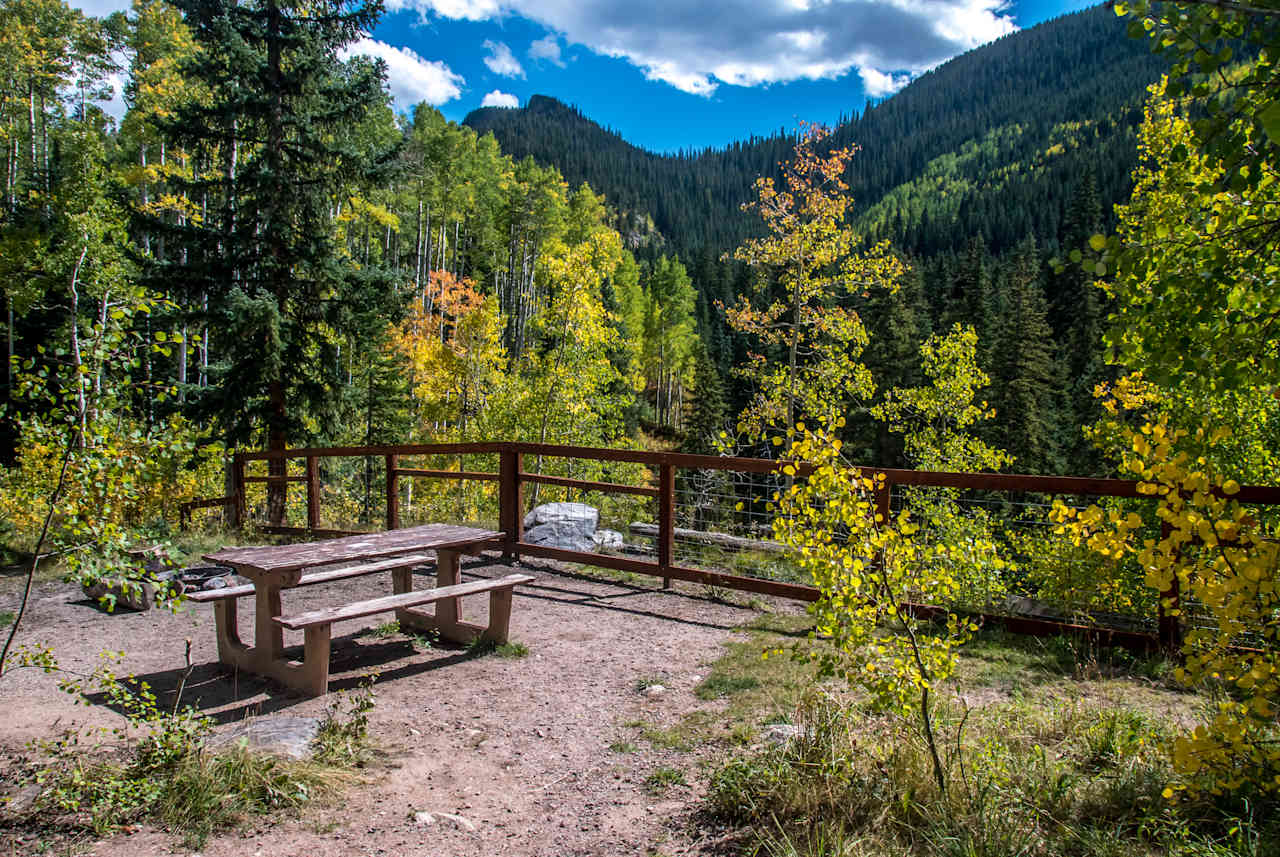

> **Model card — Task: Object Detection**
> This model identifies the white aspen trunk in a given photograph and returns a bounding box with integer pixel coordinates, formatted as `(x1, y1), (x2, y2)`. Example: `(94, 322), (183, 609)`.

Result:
(68, 242), (89, 445)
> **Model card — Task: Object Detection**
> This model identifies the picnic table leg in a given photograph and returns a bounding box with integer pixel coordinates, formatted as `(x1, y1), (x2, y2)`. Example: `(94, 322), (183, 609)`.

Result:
(435, 549), (461, 626)
(212, 598), (247, 663)
(392, 563), (415, 628)
(254, 582), (285, 662)
(299, 625), (332, 697)
(483, 586), (514, 644)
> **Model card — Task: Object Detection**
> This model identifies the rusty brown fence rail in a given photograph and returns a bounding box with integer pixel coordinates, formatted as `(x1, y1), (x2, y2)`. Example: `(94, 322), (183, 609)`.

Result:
(180, 441), (1280, 651)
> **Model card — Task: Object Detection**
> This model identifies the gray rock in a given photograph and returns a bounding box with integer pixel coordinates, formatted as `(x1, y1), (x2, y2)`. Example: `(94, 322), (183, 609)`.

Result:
(0, 783), (42, 819)
(82, 579), (155, 612)
(592, 529), (624, 550)
(207, 715), (321, 760)
(523, 502), (599, 531)
(522, 524), (593, 553)
(762, 723), (803, 746)
(413, 810), (477, 832)
(641, 684), (666, 698)
(522, 502), (599, 551)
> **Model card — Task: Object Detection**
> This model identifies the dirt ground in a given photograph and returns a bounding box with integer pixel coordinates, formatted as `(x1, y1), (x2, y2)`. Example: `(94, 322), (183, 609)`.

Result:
(0, 553), (803, 856)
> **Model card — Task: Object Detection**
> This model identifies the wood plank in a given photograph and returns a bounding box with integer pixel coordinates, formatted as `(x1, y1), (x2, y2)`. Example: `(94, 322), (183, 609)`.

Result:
(181, 496), (235, 511)
(238, 441), (507, 461)
(275, 573), (535, 630)
(396, 468), (499, 481)
(243, 474), (308, 483)
(306, 456), (320, 531)
(184, 553), (436, 602)
(522, 473), (659, 497)
(258, 526), (369, 538)
(203, 524), (501, 575)
(385, 454), (399, 530)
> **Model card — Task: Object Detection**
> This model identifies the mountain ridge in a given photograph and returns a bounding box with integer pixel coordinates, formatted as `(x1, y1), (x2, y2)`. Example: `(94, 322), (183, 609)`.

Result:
(463, 6), (1167, 259)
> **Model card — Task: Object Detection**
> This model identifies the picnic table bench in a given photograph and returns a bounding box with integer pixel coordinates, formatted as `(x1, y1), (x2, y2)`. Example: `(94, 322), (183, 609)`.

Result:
(193, 524), (533, 696)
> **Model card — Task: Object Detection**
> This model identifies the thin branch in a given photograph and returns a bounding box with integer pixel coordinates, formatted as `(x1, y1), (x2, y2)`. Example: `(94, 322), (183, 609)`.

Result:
(0, 423), (79, 677)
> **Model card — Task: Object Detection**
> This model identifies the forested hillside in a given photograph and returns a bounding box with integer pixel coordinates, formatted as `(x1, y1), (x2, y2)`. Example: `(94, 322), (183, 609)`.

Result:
(464, 5), (1168, 260)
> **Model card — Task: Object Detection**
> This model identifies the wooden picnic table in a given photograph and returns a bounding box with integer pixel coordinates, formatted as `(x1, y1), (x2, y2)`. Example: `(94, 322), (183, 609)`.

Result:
(195, 524), (531, 695)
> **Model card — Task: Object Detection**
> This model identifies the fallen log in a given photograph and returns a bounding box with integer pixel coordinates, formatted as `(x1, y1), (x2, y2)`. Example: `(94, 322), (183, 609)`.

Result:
(628, 522), (786, 554)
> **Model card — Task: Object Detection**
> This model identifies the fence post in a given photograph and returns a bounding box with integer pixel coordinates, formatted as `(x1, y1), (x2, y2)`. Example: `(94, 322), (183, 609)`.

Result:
(873, 472), (892, 525)
(385, 454), (400, 530)
(1158, 520), (1182, 651)
(659, 461), (675, 589)
(232, 453), (246, 529)
(306, 455), (320, 532)
(499, 447), (523, 560)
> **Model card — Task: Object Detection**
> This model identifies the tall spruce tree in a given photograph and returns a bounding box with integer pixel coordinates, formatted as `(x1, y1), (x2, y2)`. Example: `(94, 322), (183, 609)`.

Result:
(1052, 172), (1109, 474)
(991, 239), (1064, 474)
(148, 0), (397, 520)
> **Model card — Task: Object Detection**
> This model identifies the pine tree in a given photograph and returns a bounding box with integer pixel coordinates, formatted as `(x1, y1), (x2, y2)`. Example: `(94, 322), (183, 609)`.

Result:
(683, 345), (727, 456)
(991, 240), (1064, 474)
(148, 0), (396, 521)
(1052, 171), (1109, 474)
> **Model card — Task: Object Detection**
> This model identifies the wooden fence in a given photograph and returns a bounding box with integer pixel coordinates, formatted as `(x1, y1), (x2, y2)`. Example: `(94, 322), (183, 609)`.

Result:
(181, 441), (1280, 652)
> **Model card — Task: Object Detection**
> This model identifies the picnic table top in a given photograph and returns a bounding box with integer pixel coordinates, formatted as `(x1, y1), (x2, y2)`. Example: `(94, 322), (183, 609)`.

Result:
(203, 523), (503, 575)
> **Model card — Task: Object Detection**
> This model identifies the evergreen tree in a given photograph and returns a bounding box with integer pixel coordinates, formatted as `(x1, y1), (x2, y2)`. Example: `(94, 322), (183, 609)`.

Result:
(149, 0), (397, 520)
(683, 344), (727, 456)
(991, 240), (1064, 474)
(1053, 171), (1109, 474)
(861, 264), (930, 466)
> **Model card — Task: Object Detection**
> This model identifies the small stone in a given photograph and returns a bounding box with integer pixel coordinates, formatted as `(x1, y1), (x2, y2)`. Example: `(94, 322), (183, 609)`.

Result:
(642, 684), (666, 698)
(436, 812), (477, 832)
(762, 723), (803, 745)
(413, 811), (435, 825)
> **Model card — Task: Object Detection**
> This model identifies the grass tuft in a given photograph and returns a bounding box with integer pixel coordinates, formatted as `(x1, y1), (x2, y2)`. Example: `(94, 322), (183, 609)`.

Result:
(467, 637), (529, 658)
(643, 766), (687, 794)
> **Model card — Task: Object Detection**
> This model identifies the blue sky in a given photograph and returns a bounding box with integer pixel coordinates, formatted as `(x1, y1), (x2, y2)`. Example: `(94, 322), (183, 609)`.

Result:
(76, 0), (1098, 153)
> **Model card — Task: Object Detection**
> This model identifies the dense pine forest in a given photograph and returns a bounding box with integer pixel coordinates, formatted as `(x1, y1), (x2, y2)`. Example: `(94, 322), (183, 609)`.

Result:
(463, 6), (1174, 476)
(464, 6), (1166, 261)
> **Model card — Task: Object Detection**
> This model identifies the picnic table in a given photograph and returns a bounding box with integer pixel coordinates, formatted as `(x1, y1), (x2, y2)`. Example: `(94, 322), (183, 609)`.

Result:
(191, 524), (534, 696)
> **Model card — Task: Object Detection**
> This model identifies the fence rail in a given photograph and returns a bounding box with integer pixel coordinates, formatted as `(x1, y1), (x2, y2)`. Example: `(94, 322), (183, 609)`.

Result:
(179, 441), (1280, 651)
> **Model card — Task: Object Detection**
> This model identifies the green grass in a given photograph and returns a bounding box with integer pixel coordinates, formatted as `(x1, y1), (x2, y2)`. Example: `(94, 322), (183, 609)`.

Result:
(466, 638), (529, 658)
(643, 766), (687, 794)
(706, 690), (1280, 857)
(0, 610), (14, 629)
(627, 720), (696, 752)
(361, 620), (435, 650)
(609, 740), (639, 753)
(635, 675), (668, 692)
(696, 674), (761, 700)
(693, 621), (1272, 857)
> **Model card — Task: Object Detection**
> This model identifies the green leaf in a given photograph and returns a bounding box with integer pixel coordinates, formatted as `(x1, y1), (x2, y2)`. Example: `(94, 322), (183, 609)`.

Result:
(1088, 233), (1107, 252)
(1258, 101), (1280, 145)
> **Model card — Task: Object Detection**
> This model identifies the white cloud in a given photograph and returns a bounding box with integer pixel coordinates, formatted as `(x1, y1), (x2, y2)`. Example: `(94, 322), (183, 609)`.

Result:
(481, 89), (520, 108)
(343, 38), (464, 109)
(483, 39), (525, 77)
(528, 33), (566, 67)
(393, 0), (1017, 96)
(858, 67), (911, 98)
(384, 0), (500, 19)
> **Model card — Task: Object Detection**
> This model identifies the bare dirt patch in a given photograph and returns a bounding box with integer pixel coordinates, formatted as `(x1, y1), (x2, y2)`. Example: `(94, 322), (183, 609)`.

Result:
(0, 554), (804, 856)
